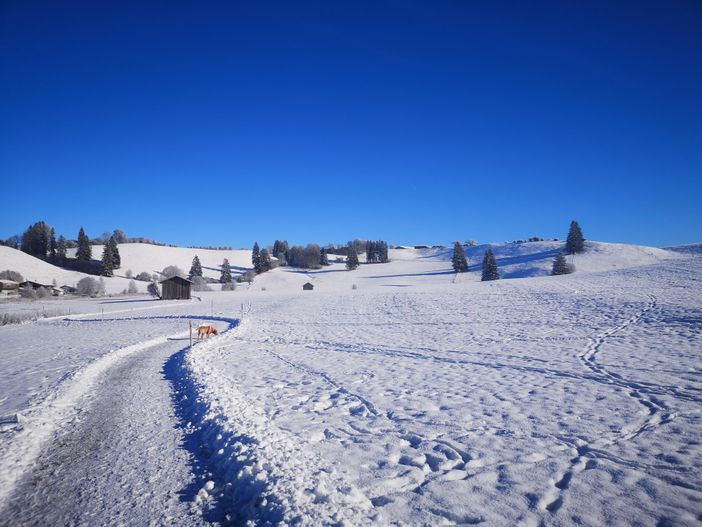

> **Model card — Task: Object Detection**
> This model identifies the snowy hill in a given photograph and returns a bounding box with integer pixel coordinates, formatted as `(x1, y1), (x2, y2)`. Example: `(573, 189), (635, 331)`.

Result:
(0, 246), (134, 293)
(68, 243), (253, 281)
(0, 243), (254, 294)
(390, 240), (677, 279)
(663, 243), (702, 255)
(0, 240), (679, 297)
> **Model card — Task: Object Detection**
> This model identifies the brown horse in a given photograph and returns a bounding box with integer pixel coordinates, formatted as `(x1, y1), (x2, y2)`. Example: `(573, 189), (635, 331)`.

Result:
(197, 325), (218, 339)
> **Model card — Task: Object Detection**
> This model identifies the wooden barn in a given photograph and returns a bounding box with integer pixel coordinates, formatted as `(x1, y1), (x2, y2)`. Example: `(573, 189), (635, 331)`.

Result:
(159, 276), (191, 300)
(303, 282), (314, 291)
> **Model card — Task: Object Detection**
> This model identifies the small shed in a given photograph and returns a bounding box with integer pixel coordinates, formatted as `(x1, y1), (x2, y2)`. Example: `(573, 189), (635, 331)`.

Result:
(302, 282), (314, 291)
(159, 276), (191, 300)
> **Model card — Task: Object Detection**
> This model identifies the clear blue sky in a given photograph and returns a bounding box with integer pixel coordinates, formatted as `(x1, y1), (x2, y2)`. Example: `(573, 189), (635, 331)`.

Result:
(1, 1), (700, 248)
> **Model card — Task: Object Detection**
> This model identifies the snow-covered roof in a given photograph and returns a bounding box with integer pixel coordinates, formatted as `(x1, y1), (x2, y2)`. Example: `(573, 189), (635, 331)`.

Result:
(159, 275), (191, 284)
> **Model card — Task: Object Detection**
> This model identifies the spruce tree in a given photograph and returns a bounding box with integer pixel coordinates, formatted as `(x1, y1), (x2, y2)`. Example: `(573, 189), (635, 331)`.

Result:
(346, 244), (360, 270)
(108, 236), (121, 269)
(260, 249), (272, 272)
(77, 227), (92, 262)
(101, 240), (114, 276)
(189, 255), (203, 279)
(320, 247), (329, 266)
(220, 258), (232, 283)
(56, 236), (67, 260)
(551, 253), (574, 275)
(49, 228), (57, 260)
(451, 241), (468, 273)
(252, 242), (262, 273)
(565, 221), (585, 254)
(481, 248), (500, 281)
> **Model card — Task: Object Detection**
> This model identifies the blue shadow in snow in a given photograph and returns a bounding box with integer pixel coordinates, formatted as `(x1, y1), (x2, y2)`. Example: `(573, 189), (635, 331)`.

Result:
(159, 317), (285, 526)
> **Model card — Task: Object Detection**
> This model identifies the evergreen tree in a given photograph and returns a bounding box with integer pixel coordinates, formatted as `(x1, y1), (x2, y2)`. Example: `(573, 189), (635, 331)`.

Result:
(189, 255), (203, 279)
(551, 253), (574, 275)
(565, 220), (585, 254)
(320, 247), (330, 266)
(56, 235), (67, 260)
(220, 258), (232, 283)
(108, 236), (121, 269)
(252, 242), (262, 273)
(451, 241), (468, 273)
(260, 248), (272, 272)
(379, 241), (389, 263)
(101, 239), (115, 276)
(481, 248), (500, 281)
(49, 228), (57, 260)
(346, 243), (360, 270)
(76, 227), (92, 262)
(20, 221), (52, 258)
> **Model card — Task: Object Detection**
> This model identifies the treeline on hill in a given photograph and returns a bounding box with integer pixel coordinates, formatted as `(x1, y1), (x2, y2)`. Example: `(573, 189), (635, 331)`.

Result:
(4, 222), (125, 276)
(248, 238), (391, 278)
(450, 220), (586, 280)
(1, 225), (176, 253)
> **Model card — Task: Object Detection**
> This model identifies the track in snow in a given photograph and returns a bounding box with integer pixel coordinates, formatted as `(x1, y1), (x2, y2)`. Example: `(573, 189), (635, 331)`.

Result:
(0, 315), (238, 526)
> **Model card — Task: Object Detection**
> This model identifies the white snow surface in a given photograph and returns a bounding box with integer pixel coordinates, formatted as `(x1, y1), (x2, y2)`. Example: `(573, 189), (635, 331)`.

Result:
(0, 243), (253, 294)
(0, 240), (700, 526)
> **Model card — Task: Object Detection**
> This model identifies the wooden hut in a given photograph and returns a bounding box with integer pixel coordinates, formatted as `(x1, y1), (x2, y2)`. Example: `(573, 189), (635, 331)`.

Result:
(303, 282), (314, 291)
(159, 276), (191, 300)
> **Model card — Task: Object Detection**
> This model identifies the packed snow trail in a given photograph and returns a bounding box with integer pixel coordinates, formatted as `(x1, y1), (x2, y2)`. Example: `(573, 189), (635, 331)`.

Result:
(0, 316), (237, 526)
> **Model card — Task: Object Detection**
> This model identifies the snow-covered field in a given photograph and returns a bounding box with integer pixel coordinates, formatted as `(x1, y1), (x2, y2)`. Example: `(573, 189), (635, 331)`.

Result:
(0, 241), (700, 526)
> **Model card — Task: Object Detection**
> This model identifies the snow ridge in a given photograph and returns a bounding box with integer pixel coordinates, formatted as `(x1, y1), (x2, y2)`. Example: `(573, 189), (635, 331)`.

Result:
(184, 320), (375, 526)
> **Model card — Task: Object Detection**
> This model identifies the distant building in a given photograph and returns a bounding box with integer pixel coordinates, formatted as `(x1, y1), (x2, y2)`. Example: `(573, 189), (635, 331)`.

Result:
(159, 275), (191, 300)
(0, 280), (19, 296)
(302, 282), (314, 291)
(19, 280), (51, 290)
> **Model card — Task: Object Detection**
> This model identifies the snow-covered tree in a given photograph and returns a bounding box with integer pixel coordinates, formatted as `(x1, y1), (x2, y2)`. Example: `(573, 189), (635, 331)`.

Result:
(101, 239), (115, 276)
(259, 249), (272, 273)
(346, 244), (360, 271)
(108, 236), (121, 269)
(49, 228), (57, 260)
(161, 265), (185, 279)
(220, 258), (232, 283)
(191, 275), (212, 291)
(320, 247), (329, 266)
(252, 242), (262, 273)
(127, 279), (138, 293)
(56, 235), (67, 260)
(113, 229), (128, 243)
(481, 248), (499, 281)
(551, 253), (574, 275)
(77, 276), (100, 296)
(76, 227), (92, 262)
(0, 270), (23, 282)
(125, 269), (133, 278)
(565, 221), (585, 254)
(147, 280), (160, 298)
(451, 241), (468, 273)
(188, 255), (203, 279)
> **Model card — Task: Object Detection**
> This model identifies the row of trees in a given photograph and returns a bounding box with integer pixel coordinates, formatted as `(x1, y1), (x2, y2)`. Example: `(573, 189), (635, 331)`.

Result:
(365, 240), (389, 263)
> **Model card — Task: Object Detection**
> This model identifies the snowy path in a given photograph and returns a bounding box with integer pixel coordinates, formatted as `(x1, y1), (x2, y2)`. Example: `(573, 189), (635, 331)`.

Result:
(0, 336), (207, 526)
